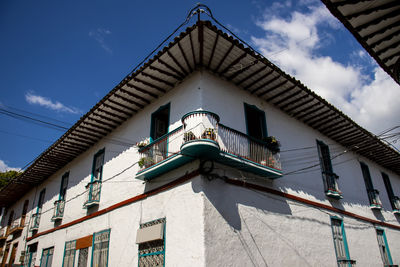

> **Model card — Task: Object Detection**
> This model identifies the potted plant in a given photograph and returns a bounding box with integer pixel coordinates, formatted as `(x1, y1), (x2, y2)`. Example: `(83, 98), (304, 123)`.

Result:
(184, 131), (196, 142)
(202, 128), (216, 140)
(138, 156), (154, 168)
(137, 138), (150, 149)
(263, 136), (280, 154)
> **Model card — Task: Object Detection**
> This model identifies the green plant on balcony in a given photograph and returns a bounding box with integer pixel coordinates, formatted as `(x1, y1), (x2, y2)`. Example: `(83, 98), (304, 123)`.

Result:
(184, 131), (196, 142)
(137, 138), (150, 149)
(202, 128), (216, 140)
(263, 136), (281, 154)
(138, 156), (154, 168)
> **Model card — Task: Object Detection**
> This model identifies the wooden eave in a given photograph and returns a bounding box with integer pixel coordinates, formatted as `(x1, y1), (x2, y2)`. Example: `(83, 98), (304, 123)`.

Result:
(1, 20), (399, 207)
(322, 0), (400, 84)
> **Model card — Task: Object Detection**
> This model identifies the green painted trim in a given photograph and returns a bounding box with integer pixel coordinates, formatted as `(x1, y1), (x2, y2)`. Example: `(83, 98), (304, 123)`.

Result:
(330, 217), (351, 267)
(341, 220), (351, 263)
(244, 103), (268, 138)
(88, 148), (105, 206)
(39, 248), (45, 267)
(91, 229), (111, 267)
(150, 103), (170, 142)
(376, 228), (393, 265)
(181, 110), (220, 123)
(136, 153), (194, 181)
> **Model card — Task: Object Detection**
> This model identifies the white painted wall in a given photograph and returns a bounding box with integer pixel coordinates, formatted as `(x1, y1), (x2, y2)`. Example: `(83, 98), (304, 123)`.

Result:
(1, 70), (400, 266)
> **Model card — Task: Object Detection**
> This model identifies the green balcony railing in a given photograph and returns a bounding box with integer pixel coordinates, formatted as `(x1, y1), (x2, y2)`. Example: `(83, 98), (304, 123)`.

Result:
(52, 199), (65, 221)
(367, 189), (382, 210)
(30, 212), (40, 231)
(84, 180), (101, 208)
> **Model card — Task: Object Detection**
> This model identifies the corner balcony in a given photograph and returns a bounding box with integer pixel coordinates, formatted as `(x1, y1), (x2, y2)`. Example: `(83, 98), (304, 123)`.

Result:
(30, 213), (40, 231)
(51, 200), (65, 221)
(136, 111), (282, 181)
(323, 172), (342, 199)
(84, 180), (101, 208)
(367, 189), (382, 210)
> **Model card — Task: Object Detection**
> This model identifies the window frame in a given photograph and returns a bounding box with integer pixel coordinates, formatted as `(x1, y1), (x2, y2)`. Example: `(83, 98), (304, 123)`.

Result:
(62, 240), (76, 267)
(381, 172), (398, 211)
(91, 229), (111, 267)
(317, 140), (341, 198)
(60, 172), (69, 201)
(376, 228), (393, 266)
(360, 162), (382, 209)
(86, 148), (105, 207)
(39, 247), (54, 267)
(150, 103), (170, 142)
(137, 218), (166, 267)
(244, 103), (267, 140)
(330, 217), (354, 267)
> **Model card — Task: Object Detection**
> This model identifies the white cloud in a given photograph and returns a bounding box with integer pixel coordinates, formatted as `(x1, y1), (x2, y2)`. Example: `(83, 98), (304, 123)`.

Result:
(25, 92), (82, 114)
(252, 3), (400, 147)
(89, 28), (112, 53)
(0, 160), (21, 172)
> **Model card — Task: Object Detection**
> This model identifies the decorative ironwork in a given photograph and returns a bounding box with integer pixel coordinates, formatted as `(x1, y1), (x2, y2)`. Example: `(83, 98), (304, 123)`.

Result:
(51, 199), (65, 221)
(138, 218), (166, 267)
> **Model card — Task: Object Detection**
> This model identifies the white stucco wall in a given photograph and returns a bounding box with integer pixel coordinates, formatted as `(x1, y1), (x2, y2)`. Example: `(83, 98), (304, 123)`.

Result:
(1, 70), (400, 266)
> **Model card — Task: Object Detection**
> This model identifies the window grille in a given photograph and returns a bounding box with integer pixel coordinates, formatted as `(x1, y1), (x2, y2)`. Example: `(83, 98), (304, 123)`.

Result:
(138, 218), (166, 267)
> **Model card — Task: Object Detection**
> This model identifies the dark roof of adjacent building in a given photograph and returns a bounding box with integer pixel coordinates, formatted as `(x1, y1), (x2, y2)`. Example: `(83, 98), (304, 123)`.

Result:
(1, 20), (399, 207)
(322, 0), (400, 84)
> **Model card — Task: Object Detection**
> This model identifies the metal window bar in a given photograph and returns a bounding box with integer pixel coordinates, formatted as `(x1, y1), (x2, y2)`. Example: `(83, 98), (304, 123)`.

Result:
(139, 127), (184, 169)
(138, 218), (166, 267)
(323, 171), (341, 193)
(367, 189), (382, 208)
(52, 200), (65, 220)
(85, 180), (101, 206)
(391, 196), (400, 211)
(30, 212), (41, 231)
(337, 259), (356, 267)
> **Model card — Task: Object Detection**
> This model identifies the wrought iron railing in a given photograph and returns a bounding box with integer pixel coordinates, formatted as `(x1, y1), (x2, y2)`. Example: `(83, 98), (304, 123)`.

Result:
(52, 199), (65, 220)
(338, 259), (356, 267)
(138, 126), (184, 170)
(30, 212), (40, 231)
(367, 189), (382, 209)
(218, 124), (281, 170)
(138, 111), (281, 171)
(391, 196), (400, 213)
(85, 180), (101, 207)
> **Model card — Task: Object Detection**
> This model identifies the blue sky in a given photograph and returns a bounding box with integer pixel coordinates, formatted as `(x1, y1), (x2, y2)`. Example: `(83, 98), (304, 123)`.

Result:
(1, 0), (399, 171)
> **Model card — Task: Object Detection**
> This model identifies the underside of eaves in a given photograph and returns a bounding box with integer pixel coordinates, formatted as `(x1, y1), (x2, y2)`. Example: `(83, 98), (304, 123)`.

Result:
(322, 0), (400, 85)
(1, 20), (399, 207)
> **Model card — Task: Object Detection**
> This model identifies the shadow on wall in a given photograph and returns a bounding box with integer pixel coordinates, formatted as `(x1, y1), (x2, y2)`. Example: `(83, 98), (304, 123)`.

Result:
(193, 176), (292, 231)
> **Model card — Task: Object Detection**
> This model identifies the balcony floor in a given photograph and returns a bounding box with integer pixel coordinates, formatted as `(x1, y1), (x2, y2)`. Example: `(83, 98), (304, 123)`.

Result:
(136, 139), (282, 181)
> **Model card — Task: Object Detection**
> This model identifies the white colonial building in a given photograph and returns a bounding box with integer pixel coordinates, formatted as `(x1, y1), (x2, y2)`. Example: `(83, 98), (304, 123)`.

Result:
(0, 18), (400, 267)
